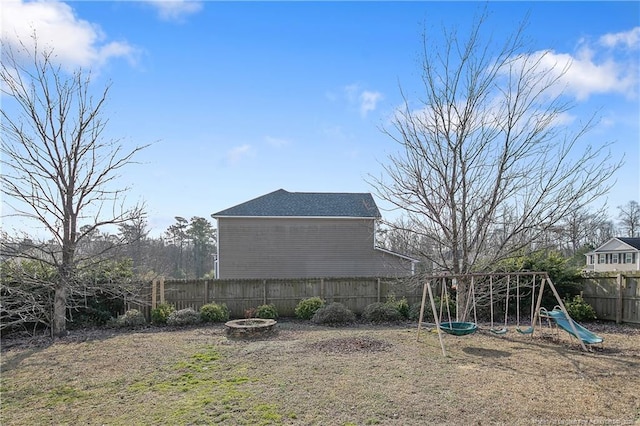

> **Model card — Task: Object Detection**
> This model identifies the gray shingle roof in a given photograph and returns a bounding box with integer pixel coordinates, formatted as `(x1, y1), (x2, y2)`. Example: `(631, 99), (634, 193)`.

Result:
(212, 189), (381, 218)
(618, 237), (640, 250)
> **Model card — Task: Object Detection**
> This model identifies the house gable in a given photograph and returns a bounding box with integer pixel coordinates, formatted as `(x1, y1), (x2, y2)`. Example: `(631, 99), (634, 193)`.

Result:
(617, 238), (640, 251)
(595, 238), (640, 252)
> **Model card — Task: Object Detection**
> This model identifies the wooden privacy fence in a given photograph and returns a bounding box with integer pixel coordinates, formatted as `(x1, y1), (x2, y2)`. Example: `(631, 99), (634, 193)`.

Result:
(136, 274), (639, 324)
(580, 273), (640, 324)
(143, 277), (424, 319)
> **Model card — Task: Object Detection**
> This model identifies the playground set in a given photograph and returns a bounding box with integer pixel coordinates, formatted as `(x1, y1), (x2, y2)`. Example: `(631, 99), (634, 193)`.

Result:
(416, 272), (604, 356)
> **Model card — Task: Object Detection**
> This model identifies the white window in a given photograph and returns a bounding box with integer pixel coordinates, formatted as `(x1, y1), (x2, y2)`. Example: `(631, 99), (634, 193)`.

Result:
(588, 255), (594, 265)
(598, 254), (606, 264)
(625, 253), (633, 264)
(612, 253), (619, 264)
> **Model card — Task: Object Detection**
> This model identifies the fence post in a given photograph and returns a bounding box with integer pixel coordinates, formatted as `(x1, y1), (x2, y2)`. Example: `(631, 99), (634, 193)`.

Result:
(377, 278), (381, 302)
(616, 274), (623, 324)
(160, 277), (165, 305)
(204, 280), (209, 305)
(263, 279), (267, 305)
(151, 279), (157, 309)
(320, 278), (324, 300)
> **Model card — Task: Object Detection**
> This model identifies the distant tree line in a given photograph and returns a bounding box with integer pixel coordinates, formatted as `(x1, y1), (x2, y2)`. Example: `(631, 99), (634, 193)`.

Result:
(1, 215), (216, 334)
(53, 215), (218, 281)
(378, 200), (640, 273)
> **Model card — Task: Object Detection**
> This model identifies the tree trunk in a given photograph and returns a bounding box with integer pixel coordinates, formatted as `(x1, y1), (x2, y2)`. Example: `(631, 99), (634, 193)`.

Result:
(456, 278), (469, 322)
(53, 284), (67, 337)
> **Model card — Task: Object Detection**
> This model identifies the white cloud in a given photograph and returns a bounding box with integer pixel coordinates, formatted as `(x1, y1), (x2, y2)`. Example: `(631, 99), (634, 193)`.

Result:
(532, 49), (630, 100)
(340, 83), (383, 117)
(143, 0), (203, 22)
(265, 136), (290, 148)
(598, 27), (640, 50)
(1, 0), (137, 69)
(359, 90), (383, 117)
(515, 27), (640, 101)
(501, 49), (637, 103)
(227, 144), (254, 164)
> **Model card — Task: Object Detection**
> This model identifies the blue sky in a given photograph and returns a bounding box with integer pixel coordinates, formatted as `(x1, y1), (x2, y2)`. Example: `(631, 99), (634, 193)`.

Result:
(2, 1), (639, 237)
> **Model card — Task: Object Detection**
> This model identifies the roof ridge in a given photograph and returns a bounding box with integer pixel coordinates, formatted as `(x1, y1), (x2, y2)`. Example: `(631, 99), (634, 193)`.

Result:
(212, 189), (382, 218)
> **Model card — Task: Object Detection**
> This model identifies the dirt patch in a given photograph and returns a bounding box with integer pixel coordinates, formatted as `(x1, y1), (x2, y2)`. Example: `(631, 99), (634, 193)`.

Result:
(308, 336), (392, 354)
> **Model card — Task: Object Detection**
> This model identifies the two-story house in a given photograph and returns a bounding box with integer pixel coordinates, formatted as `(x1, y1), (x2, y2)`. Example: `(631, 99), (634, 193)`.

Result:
(212, 189), (418, 279)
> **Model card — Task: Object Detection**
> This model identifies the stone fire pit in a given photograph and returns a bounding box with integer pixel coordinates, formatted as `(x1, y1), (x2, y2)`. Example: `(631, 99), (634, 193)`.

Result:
(224, 318), (277, 338)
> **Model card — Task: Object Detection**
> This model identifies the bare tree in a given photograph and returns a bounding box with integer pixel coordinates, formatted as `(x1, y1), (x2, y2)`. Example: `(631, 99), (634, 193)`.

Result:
(551, 207), (610, 256)
(1, 39), (147, 336)
(369, 11), (621, 316)
(617, 201), (640, 237)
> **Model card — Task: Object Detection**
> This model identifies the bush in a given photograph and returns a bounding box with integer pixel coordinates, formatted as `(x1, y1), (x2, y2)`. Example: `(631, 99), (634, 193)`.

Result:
(200, 303), (230, 323)
(396, 298), (410, 319)
(408, 303), (424, 321)
(564, 295), (597, 322)
(362, 302), (401, 323)
(311, 302), (356, 326)
(113, 309), (146, 328)
(295, 297), (326, 320)
(254, 304), (278, 319)
(167, 308), (201, 326)
(70, 306), (113, 328)
(69, 293), (125, 328)
(385, 295), (410, 319)
(151, 303), (175, 325)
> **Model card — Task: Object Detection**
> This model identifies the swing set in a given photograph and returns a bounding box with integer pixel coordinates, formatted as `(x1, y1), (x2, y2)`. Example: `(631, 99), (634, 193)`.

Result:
(416, 272), (601, 356)
(487, 275), (537, 335)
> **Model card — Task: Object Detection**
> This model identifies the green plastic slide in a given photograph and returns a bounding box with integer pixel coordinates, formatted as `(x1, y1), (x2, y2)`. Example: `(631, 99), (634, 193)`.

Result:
(542, 308), (603, 345)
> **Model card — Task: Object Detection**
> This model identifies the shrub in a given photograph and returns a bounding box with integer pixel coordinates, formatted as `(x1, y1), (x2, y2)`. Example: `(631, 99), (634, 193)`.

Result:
(254, 304), (278, 319)
(311, 302), (356, 326)
(200, 303), (230, 323)
(362, 302), (401, 323)
(564, 295), (597, 322)
(408, 303), (424, 321)
(295, 297), (326, 320)
(70, 306), (113, 328)
(396, 298), (410, 319)
(70, 293), (125, 328)
(151, 303), (175, 325)
(385, 295), (410, 319)
(167, 308), (201, 326)
(113, 309), (146, 328)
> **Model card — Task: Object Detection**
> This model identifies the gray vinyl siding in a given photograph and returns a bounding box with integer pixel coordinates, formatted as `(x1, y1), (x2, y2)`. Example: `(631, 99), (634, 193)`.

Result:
(217, 217), (412, 279)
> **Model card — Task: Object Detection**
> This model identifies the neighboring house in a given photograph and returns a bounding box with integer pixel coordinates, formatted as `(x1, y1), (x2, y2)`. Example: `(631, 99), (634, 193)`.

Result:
(211, 189), (418, 279)
(584, 237), (640, 272)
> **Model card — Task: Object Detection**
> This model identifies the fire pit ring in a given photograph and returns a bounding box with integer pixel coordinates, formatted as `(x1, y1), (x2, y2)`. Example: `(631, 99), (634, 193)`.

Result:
(224, 318), (277, 338)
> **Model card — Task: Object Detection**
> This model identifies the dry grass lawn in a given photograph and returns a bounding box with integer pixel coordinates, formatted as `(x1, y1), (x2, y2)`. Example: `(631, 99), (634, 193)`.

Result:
(1, 320), (639, 425)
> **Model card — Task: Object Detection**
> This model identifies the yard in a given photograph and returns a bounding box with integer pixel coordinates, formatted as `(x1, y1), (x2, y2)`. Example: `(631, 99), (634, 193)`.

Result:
(1, 320), (639, 425)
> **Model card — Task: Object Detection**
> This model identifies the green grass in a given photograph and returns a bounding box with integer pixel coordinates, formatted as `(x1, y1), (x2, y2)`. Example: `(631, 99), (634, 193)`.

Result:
(123, 345), (281, 424)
